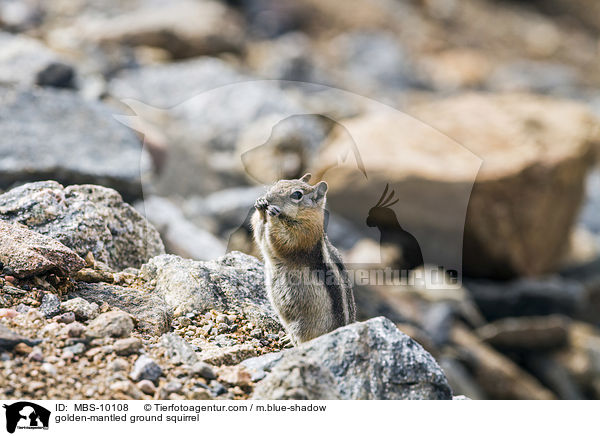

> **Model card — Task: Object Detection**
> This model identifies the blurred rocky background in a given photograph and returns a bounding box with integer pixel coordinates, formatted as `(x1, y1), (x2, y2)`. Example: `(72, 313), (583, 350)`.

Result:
(1, 0), (600, 400)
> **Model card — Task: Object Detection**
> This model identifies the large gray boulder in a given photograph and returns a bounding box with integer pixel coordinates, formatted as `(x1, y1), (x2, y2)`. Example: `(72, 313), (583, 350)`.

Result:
(317, 93), (599, 278)
(0, 86), (149, 201)
(246, 317), (453, 400)
(139, 252), (280, 331)
(0, 181), (164, 271)
(0, 220), (85, 278)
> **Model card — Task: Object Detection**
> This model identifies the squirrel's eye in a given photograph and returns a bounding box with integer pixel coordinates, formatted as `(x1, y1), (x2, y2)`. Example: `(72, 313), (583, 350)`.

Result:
(290, 191), (303, 200)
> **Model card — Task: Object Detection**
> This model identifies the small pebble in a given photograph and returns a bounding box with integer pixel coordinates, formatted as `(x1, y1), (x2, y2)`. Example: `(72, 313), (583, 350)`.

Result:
(28, 348), (44, 362)
(56, 312), (76, 324)
(63, 343), (85, 355)
(40, 293), (61, 318)
(0, 308), (18, 318)
(191, 362), (216, 380)
(130, 355), (162, 382)
(114, 337), (142, 356)
(14, 342), (33, 355)
(109, 358), (130, 372)
(15, 304), (30, 313)
(41, 363), (57, 377)
(163, 380), (182, 394)
(65, 322), (85, 338)
(137, 379), (156, 395)
(209, 380), (227, 396)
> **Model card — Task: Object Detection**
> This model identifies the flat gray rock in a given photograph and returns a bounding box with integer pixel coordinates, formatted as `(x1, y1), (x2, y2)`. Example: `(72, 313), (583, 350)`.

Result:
(0, 220), (85, 278)
(246, 317), (453, 400)
(71, 282), (171, 336)
(0, 86), (149, 201)
(0, 181), (165, 271)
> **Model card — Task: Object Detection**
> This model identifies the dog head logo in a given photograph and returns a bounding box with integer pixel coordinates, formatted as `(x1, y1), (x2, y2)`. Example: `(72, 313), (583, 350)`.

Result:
(3, 402), (50, 433)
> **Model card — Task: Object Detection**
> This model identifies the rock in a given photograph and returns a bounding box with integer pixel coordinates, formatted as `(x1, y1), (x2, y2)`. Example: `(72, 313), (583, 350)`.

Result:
(525, 354), (585, 400)
(466, 276), (586, 321)
(61, 298), (99, 321)
(137, 196), (226, 260)
(0, 86), (150, 202)
(161, 333), (198, 366)
(39, 294), (61, 318)
(439, 357), (486, 400)
(246, 317), (452, 400)
(450, 323), (555, 400)
(407, 94), (598, 278)
(245, 32), (322, 83)
(552, 322), (600, 387)
(0, 221), (85, 279)
(35, 61), (76, 89)
(160, 380), (183, 397)
(110, 61), (324, 196)
(317, 93), (598, 278)
(86, 311), (134, 339)
(64, 322), (85, 338)
(199, 342), (259, 367)
(63, 343), (85, 355)
(191, 362), (216, 380)
(419, 49), (492, 91)
(578, 169), (600, 238)
(475, 315), (570, 350)
(253, 360), (341, 400)
(184, 187), (265, 235)
(232, 0), (311, 38)
(41, 363), (57, 377)
(532, 0), (600, 33)
(321, 31), (417, 98)
(0, 309), (18, 319)
(0, 325), (41, 350)
(488, 60), (578, 94)
(137, 379), (156, 395)
(0, 0), (43, 31)
(14, 342), (33, 355)
(139, 252), (281, 330)
(130, 355), (162, 382)
(113, 338), (142, 356)
(109, 358), (130, 372)
(0, 32), (72, 88)
(209, 380), (227, 396)
(109, 57), (244, 110)
(55, 312), (75, 324)
(51, 0), (244, 59)
(110, 380), (144, 400)
(217, 366), (252, 388)
(71, 282), (171, 336)
(0, 181), (165, 271)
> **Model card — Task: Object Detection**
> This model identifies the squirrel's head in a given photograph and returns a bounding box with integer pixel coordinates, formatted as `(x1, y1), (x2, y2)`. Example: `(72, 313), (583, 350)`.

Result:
(266, 173), (328, 219)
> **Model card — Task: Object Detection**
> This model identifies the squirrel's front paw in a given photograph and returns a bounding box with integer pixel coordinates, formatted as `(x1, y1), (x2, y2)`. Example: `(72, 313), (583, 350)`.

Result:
(267, 205), (281, 217)
(254, 197), (268, 210)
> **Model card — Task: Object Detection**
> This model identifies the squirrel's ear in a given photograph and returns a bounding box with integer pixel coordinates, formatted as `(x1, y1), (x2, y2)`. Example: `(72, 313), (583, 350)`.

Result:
(314, 181), (328, 201)
(300, 173), (312, 183)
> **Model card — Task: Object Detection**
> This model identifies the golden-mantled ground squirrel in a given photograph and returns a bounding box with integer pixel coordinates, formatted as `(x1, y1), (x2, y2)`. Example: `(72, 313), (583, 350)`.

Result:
(251, 173), (356, 345)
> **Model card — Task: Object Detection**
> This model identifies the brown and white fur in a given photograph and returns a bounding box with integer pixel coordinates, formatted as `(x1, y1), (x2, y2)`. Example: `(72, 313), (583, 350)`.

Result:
(251, 173), (356, 345)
